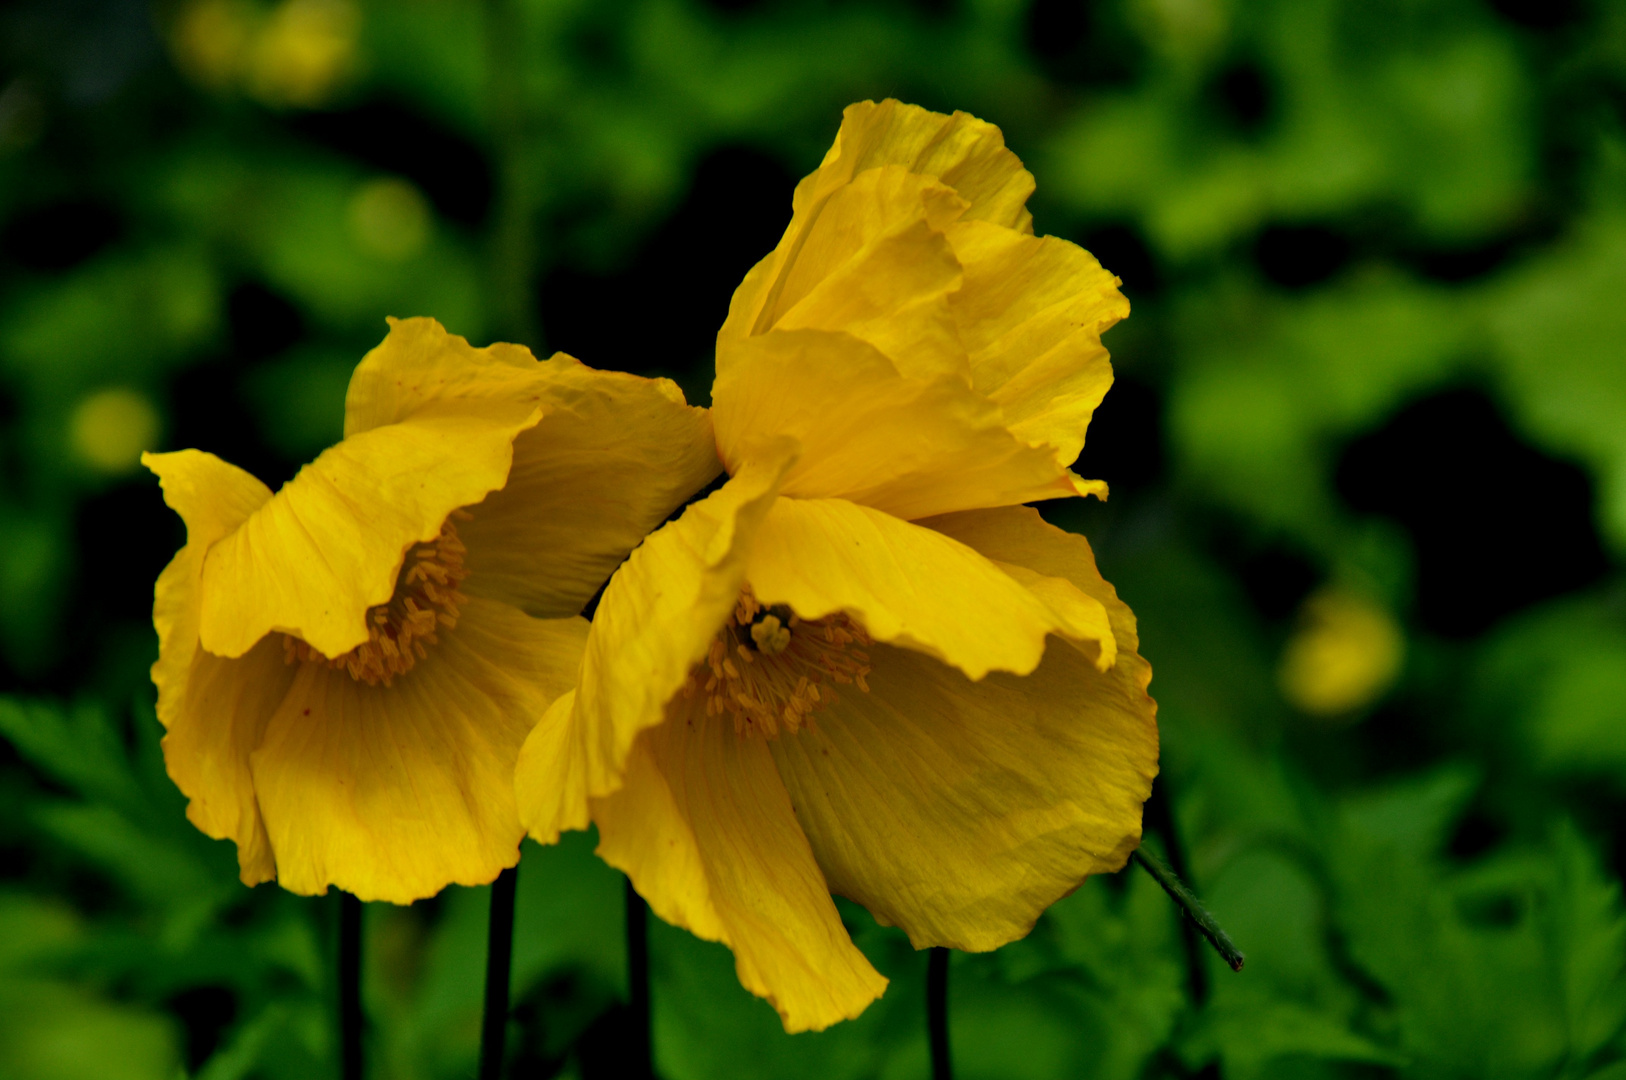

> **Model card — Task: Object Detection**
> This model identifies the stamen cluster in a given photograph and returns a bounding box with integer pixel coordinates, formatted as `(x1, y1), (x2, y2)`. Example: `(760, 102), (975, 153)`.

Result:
(284, 515), (470, 686)
(689, 586), (872, 738)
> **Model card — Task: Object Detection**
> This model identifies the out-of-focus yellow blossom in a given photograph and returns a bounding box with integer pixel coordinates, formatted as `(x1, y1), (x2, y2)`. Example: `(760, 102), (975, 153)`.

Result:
(146, 318), (718, 902)
(246, 0), (359, 108)
(168, 0), (358, 109)
(515, 100), (1159, 1032)
(1279, 588), (1405, 717)
(70, 388), (161, 474)
(170, 0), (256, 89)
(348, 178), (431, 261)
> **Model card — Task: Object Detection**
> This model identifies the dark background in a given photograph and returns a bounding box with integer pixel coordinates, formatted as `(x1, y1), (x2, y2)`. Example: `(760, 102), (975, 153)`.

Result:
(1, 0), (1625, 1077)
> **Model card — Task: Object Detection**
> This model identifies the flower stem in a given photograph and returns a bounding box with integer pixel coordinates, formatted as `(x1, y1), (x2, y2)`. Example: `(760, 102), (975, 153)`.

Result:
(625, 877), (652, 1079)
(338, 892), (363, 1080)
(1132, 845), (1246, 973)
(478, 865), (518, 1080)
(927, 947), (952, 1080)
(1142, 778), (1210, 1002)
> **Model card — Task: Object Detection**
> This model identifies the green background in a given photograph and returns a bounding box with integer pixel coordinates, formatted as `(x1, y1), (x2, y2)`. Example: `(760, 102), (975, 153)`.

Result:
(2, 0), (1625, 1076)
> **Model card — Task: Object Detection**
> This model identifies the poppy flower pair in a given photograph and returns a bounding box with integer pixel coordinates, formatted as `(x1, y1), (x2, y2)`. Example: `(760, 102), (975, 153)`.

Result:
(148, 100), (1158, 1032)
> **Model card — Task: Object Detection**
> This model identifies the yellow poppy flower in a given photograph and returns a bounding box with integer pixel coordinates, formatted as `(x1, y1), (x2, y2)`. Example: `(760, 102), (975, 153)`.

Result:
(515, 100), (1159, 1032)
(146, 317), (719, 903)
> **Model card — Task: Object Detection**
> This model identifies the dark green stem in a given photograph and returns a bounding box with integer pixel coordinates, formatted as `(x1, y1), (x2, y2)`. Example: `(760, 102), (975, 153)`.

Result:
(479, 865), (518, 1080)
(927, 947), (952, 1080)
(1132, 846), (1246, 973)
(625, 878), (651, 1079)
(484, 0), (541, 348)
(339, 892), (363, 1080)
(1143, 777), (1211, 1002)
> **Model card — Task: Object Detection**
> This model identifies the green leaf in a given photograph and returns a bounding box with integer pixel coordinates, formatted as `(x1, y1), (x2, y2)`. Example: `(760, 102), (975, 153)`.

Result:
(1548, 822), (1626, 1075)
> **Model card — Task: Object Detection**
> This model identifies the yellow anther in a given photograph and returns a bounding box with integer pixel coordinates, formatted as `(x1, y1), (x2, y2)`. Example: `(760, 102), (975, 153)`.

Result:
(687, 585), (872, 738)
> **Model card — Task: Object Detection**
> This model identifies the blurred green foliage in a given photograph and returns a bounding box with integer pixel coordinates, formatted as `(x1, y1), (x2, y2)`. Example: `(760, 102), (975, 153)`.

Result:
(1, 0), (1625, 1077)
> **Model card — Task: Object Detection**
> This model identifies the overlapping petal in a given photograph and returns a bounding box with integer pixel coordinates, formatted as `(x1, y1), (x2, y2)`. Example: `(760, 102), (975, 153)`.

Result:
(458, 359), (719, 620)
(249, 597), (585, 902)
(515, 448), (795, 844)
(746, 495), (1114, 679)
(712, 329), (1096, 521)
(162, 638), (293, 885)
(592, 697), (888, 1033)
(145, 449), (274, 729)
(770, 627), (1157, 952)
(720, 99), (1036, 354)
(921, 505), (1152, 690)
(198, 400), (543, 661)
(722, 166), (966, 382)
(342, 316), (544, 437)
(949, 222), (1128, 468)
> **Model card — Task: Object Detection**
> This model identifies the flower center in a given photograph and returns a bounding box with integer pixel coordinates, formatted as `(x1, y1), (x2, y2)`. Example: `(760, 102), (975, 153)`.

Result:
(283, 515), (469, 686)
(687, 586), (872, 738)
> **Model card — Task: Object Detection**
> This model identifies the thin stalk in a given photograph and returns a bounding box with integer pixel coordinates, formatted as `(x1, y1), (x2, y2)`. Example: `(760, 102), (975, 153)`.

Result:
(1143, 778), (1211, 1002)
(484, 0), (541, 348)
(625, 877), (651, 1080)
(339, 892), (363, 1080)
(1132, 846), (1246, 973)
(478, 865), (519, 1080)
(927, 947), (952, 1080)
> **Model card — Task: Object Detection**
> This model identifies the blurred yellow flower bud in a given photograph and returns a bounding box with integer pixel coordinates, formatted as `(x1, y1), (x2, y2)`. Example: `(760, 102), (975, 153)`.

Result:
(348, 178), (431, 261)
(1279, 588), (1405, 717)
(70, 388), (161, 475)
(170, 0), (256, 89)
(246, 0), (360, 108)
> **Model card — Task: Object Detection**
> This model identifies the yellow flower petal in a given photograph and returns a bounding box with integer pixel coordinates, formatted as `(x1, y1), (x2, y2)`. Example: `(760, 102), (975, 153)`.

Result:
(249, 597), (585, 902)
(592, 697), (888, 1033)
(812, 99), (1037, 231)
(198, 399), (543, 660)
(770, 632), (1158, 952)
(722, 166), (967, 382)
(919, 504), (1152, 693)
(515, 448), (794, 844)
(459, 358), (720, 619)
(948, 220), (1129, 470)
(721, 100), (1033, 366)
(713, 329), (1095, 520)
(144, 449), (274, 729)
(161, 637), (294, 886)
(746, 495), (1113, 680)
(342, 316), (542, 437)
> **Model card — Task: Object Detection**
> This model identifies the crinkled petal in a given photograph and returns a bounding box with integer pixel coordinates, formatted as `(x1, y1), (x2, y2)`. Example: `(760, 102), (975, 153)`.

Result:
(342, 316), (544, 437)
(746, 496), (1112, 680)
(250, 597), (586, 902)
(771, 631), (1157, 952)
(721, 166), (967, 383)
(592, 697), (887, 1032)
(721, 99), (1035, 347)
(806, 99), (1037, 232)
(770, 506), (1154, 950)
(948, 220), (1128, 469)
(458, 357), (719, 619)
(145, 449), (274, 729)
(162, 636), (295, 886)
(515, 448), (795, 844)
(713, 329), (1100, 520)
(199, 402), (542, 660)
